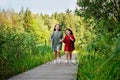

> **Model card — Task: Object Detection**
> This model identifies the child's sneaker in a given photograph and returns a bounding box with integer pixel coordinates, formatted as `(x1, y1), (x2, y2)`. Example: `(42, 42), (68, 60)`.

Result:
(65, 60), (68, 63)
(53, 60), (57, 64)
(69, 60), (72, 63)
(58, 59), (61, 63)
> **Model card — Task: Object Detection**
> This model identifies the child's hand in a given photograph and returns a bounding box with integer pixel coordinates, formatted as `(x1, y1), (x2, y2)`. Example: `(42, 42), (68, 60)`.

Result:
(59, 40), (62, 42)
(60, 39), (64, 42)
(70, 37), (74, 41)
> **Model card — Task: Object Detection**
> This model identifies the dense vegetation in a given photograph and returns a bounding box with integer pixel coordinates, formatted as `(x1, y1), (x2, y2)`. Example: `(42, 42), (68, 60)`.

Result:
(0, 8), (82, 80)
(0, 0), (120, 80)
(76, 0), (120, 80)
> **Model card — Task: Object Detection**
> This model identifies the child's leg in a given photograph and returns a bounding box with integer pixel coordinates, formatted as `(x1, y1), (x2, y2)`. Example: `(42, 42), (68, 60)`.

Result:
(66, 51), (69, 60)
(54, 50), (57, 60)
(53, 50), (57, 64)
(69, 51), (73, 61)
(66, 51), (72, 63)
(57, 49), (61, 63)
(65, 51), (69, 63)
(57, 49), (61, 59)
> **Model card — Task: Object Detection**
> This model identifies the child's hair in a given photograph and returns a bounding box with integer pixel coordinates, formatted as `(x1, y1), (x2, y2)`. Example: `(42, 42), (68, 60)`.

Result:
(65, 28), (73, 35)
(54, 24), (61, 31)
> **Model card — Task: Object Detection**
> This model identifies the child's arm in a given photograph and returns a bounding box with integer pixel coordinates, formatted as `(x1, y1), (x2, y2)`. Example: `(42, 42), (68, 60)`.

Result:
(60, 37), (66, 43)
(70, 35), (75, 42)
(50, 32), (54, 42)
(60, 38), (64, 42)
(59, 31), (64, 42)
(61, 31), (63, 39)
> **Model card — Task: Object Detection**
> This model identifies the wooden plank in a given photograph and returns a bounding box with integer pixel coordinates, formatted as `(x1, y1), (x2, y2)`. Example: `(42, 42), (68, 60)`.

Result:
(8, 54), (78, 80)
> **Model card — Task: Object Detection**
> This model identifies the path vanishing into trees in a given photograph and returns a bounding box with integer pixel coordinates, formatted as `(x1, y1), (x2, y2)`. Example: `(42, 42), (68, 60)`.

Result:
(8, 53), (78, 80)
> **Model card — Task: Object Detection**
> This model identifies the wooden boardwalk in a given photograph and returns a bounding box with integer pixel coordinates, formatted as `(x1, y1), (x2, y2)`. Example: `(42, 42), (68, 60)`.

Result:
(8, 54), (78, 80)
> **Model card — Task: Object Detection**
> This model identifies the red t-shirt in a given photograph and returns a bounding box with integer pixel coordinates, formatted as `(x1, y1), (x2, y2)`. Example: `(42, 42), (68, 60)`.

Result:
(63, 34), (75, 51)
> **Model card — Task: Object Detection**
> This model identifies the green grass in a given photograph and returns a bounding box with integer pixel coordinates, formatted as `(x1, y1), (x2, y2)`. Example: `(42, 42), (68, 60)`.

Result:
(77, 47), (120, 80)
(0, 31), (57, 80)
(0, 30), (66, 80)
(0, 44), (54, 80)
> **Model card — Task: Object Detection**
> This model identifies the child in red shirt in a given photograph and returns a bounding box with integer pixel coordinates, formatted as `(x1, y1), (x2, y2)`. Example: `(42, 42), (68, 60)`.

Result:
(61, 28), (75, 63)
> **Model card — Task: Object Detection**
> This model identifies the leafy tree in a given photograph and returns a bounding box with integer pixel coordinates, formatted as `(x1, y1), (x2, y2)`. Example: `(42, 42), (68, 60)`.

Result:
(76, 0), (120, 21)
(23, 8), (33, 32)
